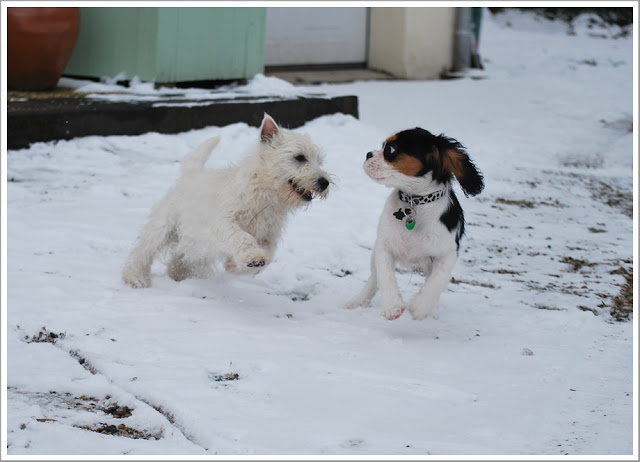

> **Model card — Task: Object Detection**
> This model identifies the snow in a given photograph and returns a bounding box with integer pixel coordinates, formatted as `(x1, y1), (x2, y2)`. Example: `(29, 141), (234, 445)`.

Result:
(59, 72), (317, 104)
(3, 8), (637, 458)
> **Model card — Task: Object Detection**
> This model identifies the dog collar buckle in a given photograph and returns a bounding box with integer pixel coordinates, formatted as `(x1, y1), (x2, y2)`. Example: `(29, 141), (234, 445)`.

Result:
(393, 207), (416, 230)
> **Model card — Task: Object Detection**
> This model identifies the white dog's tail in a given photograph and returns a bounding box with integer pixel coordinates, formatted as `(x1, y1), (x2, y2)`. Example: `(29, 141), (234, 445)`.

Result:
(181, 136), (221, 174)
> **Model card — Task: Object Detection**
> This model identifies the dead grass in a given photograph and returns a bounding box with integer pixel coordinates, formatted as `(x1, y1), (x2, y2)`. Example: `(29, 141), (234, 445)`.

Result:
(611, 265), (633, 321)
(69, 349), (98, 375)
(210, 372), (240, 382)
(495, 197), (537, 208)
(450, 277), (497, 289)
(10, 388), (156, 439)
(588, 180), (633, 219)
(481, 268), (523, 275)
(74, 423), (158, 440)
(560, 155), (604, 169)
(25, 327), (65, 344)
(534, 303), (567, 312)
(522, 257), (632, 322)
(560, 256), (598, 272)
(578, 305), (599, 315)
(494, 197), (566, 209)
(8, 88), (90, 100)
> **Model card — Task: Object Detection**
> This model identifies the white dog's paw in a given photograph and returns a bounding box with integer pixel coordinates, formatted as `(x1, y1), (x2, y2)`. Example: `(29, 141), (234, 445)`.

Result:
(246, 259), (267, 268)
(243, 250), (271, 269)
(225, 249), (271, 275)
(225, 259), (255, 275)
(167, 254), (195, 282)
(122, 271), (151, 288)
(240, 247), (270, 267)
(380, 296), (405, 320)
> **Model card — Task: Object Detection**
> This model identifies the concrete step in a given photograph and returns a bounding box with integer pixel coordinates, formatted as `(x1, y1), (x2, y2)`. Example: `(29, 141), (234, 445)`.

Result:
(7, 85), (358, 150)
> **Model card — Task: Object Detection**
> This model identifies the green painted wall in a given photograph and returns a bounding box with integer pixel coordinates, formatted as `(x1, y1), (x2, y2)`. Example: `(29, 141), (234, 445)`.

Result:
(65, 7), (266, 83)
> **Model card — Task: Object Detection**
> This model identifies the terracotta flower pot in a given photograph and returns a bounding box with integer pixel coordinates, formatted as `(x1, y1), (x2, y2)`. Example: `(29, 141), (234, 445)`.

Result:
(8, 7), (80, 91)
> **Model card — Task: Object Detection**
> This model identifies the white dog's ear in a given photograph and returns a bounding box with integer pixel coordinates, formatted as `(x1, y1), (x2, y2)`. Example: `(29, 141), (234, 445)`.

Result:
(260, 113), (279, 142)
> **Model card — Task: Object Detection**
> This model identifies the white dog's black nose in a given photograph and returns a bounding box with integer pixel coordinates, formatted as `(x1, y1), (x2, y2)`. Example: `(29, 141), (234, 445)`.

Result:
(317, 177), (330, 192)
(366, 152), (373, 160)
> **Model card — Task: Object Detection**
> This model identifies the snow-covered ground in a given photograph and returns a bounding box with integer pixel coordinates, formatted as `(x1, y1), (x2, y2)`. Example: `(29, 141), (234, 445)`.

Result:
(3, 8), (637, 457)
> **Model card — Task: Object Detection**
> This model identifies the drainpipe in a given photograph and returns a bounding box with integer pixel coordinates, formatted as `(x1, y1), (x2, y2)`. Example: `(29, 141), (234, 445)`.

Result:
(452, 7), (483, 72)
(470, 7), (484, 69)
(452, 7), (472, 72)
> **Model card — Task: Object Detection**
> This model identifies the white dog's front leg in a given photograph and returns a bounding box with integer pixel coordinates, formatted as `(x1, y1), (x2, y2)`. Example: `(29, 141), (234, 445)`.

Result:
(375, 246), (405, 320)
(409, 252), (457, 320)
(222, 227), (272, 275)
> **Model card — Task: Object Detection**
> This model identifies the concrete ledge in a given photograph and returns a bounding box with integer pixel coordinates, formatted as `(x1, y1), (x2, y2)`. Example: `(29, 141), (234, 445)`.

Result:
(7, 94), (359, 150)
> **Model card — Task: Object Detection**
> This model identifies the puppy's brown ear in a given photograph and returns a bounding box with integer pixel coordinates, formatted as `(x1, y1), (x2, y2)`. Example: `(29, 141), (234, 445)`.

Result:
(437, 136), (484, 197)
(260, 113), (279, 142)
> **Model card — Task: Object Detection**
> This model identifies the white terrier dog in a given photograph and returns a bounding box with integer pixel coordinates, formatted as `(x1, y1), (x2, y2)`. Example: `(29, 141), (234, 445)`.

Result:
(344, 127), (483, 320)
(122, 113), (331, 288)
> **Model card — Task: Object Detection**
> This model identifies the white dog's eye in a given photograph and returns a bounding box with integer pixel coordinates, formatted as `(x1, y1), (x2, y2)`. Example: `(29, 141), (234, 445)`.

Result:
(295, 154), (307, 163)
(388, 145), (396, 154)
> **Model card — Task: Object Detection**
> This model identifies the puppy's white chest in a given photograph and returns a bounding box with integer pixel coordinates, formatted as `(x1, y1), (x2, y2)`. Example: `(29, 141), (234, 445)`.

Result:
(382, 219), (434, 263)
(378, 197), (452, 265)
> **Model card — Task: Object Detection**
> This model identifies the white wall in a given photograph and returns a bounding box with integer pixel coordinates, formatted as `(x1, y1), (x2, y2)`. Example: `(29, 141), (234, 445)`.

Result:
(369, 7), (457, 80)
(264, 8), (368, 66)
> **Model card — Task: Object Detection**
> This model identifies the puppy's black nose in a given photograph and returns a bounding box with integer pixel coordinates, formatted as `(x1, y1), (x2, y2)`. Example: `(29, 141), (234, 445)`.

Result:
(317, 177), (330, 192)
(366, 152), (373, 160)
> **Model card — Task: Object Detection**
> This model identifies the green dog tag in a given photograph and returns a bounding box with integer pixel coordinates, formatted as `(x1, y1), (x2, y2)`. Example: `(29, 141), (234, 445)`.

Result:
(405, 219), (416, 230)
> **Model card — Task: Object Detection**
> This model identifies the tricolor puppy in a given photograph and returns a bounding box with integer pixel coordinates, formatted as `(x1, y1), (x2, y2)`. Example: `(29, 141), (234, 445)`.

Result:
(345, 127), (484, 320)
(122, 113), (331, 288)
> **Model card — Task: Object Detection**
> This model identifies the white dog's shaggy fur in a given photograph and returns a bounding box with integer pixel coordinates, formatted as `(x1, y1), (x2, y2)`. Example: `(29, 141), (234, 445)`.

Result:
(122, 113), (331, 288)
(344, 127), (483, 320)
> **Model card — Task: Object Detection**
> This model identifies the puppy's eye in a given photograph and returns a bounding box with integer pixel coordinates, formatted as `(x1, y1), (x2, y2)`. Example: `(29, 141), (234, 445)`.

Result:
(295, 154), (307, 163)
(384, 144), (398, 160)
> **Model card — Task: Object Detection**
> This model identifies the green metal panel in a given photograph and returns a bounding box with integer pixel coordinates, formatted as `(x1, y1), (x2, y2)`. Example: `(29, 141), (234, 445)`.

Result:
(155, 8), (178, 82)
(65, 7), (266, 83)
(65, 8), (157, 81)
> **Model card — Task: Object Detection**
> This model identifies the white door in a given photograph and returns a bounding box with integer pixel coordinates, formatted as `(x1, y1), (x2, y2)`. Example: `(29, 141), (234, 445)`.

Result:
(264, 7), (368, 67)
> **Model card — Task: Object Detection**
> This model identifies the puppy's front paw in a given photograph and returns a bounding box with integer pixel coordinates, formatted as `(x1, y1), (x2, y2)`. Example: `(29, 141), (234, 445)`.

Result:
(381, 297), (405, 320)
(409, 296), (437, 321)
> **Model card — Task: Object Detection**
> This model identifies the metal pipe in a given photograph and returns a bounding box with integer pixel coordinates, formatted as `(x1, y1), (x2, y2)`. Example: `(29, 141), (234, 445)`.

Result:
(453, 7), (472, 72)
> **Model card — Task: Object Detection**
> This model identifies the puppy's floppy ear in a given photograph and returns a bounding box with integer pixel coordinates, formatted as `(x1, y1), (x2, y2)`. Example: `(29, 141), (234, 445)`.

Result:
(260, 113), (279, 142)
(436, 135), (484, 197)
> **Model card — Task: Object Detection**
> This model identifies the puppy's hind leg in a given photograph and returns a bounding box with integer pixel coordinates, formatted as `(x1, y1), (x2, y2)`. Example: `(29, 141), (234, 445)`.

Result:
(374, 247), (406, 320)
(409, 252), (457, 320)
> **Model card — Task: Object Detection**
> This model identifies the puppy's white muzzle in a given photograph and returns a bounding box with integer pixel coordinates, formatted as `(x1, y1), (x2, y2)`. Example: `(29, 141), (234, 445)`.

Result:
(363, 149), (393, 183)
